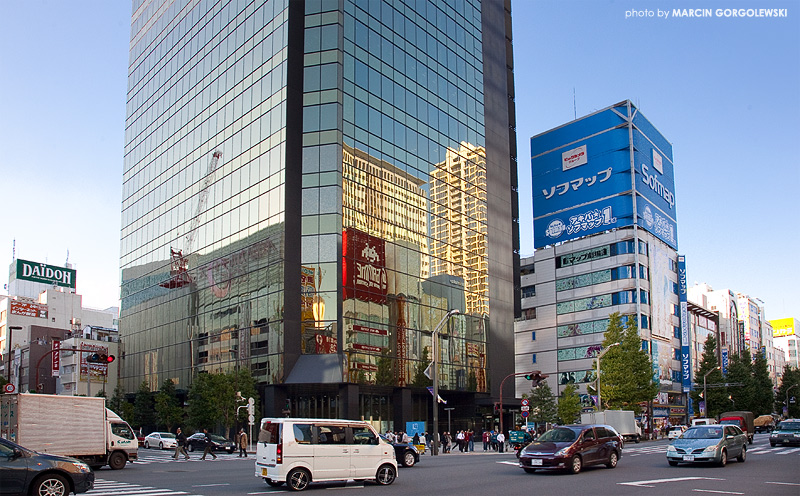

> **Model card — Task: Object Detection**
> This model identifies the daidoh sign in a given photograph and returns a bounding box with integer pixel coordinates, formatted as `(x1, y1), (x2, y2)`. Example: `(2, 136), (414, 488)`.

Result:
(16, 259), (76, 289)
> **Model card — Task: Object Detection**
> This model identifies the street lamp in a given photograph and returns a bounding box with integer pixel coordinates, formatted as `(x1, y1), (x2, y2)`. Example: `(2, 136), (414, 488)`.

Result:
(5, 326), (23, 384)
(432, 309), (459, 456)
(595, 342), (620, 411)
(703, 366), (721, 417)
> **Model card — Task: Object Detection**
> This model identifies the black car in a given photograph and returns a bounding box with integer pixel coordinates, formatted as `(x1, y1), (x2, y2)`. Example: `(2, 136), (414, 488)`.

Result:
(0, 437), (95, 496)
(392, 443), (420, 467)
(185, 433), (236, 453)
(518, 424), (623, 474)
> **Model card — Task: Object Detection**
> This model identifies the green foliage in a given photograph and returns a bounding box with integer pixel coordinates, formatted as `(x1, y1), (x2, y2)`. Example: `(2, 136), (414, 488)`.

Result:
(186, 369), (260, 434)
(411, 347), (432, 388)
(726, 348), (752, 411)
(155, 378), (183, 431)
(750, 350), (775, 415)
(375, 349), (395, 386)
(529, 381), (558, 425)
(187, 373), (222, 431)
(690, 335), (726, 417)
(132, 381), (156, 432)
(776, 366), (800, 417)
(557, 383), (582, 424)
(597, 313), (659, 409)
(107, 384), (127, 417)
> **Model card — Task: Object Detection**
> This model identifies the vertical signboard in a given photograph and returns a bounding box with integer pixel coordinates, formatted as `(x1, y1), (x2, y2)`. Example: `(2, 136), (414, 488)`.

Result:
(677, 256), (691, 393)
(52, 340), (61, 377)
(721, 349), (729, 376)
(342, 227), (388, 304)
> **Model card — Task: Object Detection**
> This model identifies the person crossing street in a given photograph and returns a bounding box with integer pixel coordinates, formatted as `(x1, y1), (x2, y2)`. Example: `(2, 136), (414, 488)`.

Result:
(172, 427), (189, 460)
(200, 428), (217, 460)
(238, 428), (248, 457)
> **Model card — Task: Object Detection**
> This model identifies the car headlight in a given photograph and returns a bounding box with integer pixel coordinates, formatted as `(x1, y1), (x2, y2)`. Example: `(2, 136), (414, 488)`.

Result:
(703, 445), (718, 453)
(666, 445), (676, 453)
(72, 462), (92, 473)
(793, 433), (800, 438)
(554, 447), (570, 457)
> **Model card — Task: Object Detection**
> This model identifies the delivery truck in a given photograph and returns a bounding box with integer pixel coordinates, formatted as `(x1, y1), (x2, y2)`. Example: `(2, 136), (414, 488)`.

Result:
(581, 410), (641, 443)
(0, 393), (138, 469)
(719, 411), (754, 444)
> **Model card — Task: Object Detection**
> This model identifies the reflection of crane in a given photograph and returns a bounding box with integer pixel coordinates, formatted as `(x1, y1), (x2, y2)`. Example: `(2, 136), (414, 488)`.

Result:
(161, 150), (223, 289)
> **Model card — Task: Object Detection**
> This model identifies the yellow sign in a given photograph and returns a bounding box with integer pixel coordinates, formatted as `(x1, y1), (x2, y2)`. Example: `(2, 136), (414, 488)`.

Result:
(770, 318), (796, 337)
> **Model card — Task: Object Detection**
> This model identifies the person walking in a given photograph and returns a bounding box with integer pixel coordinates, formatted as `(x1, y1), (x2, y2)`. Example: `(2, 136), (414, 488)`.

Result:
(172, 427), (189, 460)
(238, 428), (248, 457)
(200, 428), (217, 460)
(496, 431), (505, 453)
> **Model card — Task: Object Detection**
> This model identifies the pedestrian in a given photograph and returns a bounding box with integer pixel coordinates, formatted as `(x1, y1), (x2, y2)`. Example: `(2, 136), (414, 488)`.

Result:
(412, 432), (420, 445)
(172, 427), (189, 460)
(238, 428), (248, 457)
(482, 430), (490, 451)
(468, 429), (474, 452)
(456, 430), (465, 452)
(497, 431), (505, 453)
(442, 431), (451, 453)
(200, 428), (217, 460)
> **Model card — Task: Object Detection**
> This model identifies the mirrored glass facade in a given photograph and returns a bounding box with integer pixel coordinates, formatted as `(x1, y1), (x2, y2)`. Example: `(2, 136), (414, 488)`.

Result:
(121, 0), (518, 424)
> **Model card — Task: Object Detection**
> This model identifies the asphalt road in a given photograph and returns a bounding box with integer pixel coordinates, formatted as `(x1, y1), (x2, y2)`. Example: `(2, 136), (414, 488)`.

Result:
(91, 434), (800, 496)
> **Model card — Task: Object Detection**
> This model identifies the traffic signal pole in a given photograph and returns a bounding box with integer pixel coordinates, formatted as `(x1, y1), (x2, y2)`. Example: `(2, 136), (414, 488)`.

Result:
(498, 371), (548, 437)
(34, 348), (115, 394)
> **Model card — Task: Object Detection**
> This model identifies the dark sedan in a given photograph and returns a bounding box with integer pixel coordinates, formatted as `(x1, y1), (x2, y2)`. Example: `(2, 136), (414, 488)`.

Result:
(770, 419), (800, 447)
(0, 437), (94, 496)
(518, 424), (623, 474)
(185, 433), (236, 453)
(392, 443), (420, 467)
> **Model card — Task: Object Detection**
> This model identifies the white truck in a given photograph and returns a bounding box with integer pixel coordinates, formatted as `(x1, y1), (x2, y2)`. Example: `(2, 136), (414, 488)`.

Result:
(581, 410), (641, 443)
(0, 393), (138, 470)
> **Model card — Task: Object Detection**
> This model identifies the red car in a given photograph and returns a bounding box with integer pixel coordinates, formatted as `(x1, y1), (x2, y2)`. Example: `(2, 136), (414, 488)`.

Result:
(518, 424), (623, 474)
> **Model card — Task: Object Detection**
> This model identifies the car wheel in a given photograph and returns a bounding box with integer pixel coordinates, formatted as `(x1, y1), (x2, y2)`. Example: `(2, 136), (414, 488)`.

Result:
(109, 451), (127, 470)
(606, 451), (618, 469)
(748, 436), (753, 445)
(159, 442), (164, 450)
(569, 455), (582, 474)
(188, 444), (195, 452)
(266, 479), (285, 487)
(737, 445), (746, 463)
(287, 468), (311, 491)
(523, 467), (537, 474)
(770, 442), (776, 447)
(32, 474), (69, 496)
(375, 464), (396, 485)
(668, 461), (679, 466)
(403, 451), (416, 467)
(718, 449), (727, 467)
(634, 436), (640, 444)
(144, 441), (150, 449)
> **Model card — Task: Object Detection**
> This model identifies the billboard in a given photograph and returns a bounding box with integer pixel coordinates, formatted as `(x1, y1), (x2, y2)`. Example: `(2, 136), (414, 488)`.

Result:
(531, 101), (677, 249)
(16, 259), (76, 289)
(677, 256), (691, 393)
(342, 227), (388, 304)
(770, 318), (797, 337)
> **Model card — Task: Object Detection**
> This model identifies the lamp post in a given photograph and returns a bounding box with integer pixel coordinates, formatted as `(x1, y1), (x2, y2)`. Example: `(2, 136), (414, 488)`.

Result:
(595, 342), (620, 412)
(432, 309), (459, 456)
(444, 407), (454, 436)
(5, 326), (23, 385)
(703, 366), (720, 417)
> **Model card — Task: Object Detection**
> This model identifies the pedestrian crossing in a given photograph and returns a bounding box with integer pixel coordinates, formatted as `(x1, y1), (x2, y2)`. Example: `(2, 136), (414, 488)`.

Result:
(623, 444), (800, 456)
(88, 479), (204, 496)
(133, 449), (251, 465)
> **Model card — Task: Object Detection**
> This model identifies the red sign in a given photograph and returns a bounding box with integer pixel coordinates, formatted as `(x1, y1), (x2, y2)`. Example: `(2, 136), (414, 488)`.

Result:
(3, 383), (14, 393)
(353, 324), (388, 336)
(342, 227), (387, 303)
(10, 301), (48, 318)
(314, 334), (337, 354)
(52, 340), (61, 377)
(354, 362), (378, 372)
(352, 343), (383, 353)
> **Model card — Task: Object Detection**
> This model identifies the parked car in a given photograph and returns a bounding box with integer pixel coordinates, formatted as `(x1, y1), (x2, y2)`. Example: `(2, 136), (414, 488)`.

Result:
(667, 426), (688, 440)
(666, 424), (747, 466)
(518, 424), (623, 474)
(185, 433), (236, 453)
(391, 443), (419, 467)
(143, 432), (178, 450)
(0, 436), (94, 496)
(769, 419), (800, 447)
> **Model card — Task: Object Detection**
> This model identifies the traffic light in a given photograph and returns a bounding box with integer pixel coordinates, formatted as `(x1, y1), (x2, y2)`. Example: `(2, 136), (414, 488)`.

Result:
(524, 371), (549, 386)
(87, 353), (115, 363)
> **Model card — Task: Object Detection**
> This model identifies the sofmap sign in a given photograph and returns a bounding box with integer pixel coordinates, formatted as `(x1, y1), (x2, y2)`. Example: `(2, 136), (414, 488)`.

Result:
(16, 259), (76, 289)
(531, 101), (677, 249)
(678, 256), (691, 392)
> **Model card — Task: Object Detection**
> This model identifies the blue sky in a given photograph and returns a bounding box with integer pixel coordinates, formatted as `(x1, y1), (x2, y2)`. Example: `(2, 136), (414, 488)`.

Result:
(1, 1), (798, 322)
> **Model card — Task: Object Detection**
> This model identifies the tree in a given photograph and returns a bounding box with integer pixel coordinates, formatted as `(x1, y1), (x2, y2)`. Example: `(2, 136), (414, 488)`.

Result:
(187, 373), (219, 430)
(690, 335), (726, 418)
(132, 380), (156, 432)
(749, 350), (774, 416)
(528, 381), (558, 425)
(186, 369), (260, 436)
(107, 384), (127, 418)
(726, 348), (753, 412)
(411, 347), (431, 388)
(596, 313), (659, 409)
(557, 384), (582, 424)
(375, 349), (395, 386)
(776, 366), (800, 418)
(155, 378), (183, 431)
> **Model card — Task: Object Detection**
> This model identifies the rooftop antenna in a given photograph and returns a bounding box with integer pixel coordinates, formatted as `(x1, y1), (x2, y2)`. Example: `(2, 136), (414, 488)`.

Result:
(573, 88), (577, 119)
(65, 249), (69, 266)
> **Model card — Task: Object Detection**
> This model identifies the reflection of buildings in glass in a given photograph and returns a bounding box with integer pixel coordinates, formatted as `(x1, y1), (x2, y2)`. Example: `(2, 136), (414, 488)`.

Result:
(429, 143), (488, 317)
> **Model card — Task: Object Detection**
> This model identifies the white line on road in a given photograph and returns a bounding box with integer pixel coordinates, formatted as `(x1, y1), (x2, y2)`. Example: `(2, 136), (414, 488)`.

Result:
(497, 461), (518, 465)
(191, 484), (230, 487)
(766, 481), (800, 486)
(692, 490), (744, 495)
(619, 477), (725, 488)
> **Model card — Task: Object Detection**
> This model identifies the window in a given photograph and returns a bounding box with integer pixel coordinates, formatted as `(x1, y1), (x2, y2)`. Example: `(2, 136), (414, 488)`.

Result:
(351, 426), (378, 445)
(111, 423), (135, 440)
(521, 285), (535, 298)
(293, 424), (313, 444)
(673, 348), (681, 360)
(317, 424), (347, 444)
(671, 370), (681, 382)
(531, 331), (536, 341)
(674, 327), (681, 339)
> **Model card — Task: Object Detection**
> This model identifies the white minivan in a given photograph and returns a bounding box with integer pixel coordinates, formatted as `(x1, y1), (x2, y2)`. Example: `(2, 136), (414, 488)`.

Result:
(255, 418), (397, 491)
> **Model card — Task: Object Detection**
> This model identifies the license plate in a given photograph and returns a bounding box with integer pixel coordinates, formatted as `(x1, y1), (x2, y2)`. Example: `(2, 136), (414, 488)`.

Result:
(683, 455), (695, 461)
(532, 459), (543, 466)
(261, 468), (269, 476)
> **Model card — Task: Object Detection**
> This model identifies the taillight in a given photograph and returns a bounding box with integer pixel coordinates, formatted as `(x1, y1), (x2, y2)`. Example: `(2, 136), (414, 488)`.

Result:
(277, 443), (282, 464)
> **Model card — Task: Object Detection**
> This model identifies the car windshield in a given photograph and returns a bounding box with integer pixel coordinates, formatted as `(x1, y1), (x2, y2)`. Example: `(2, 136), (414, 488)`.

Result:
(537, 428), (578, 443)
(160, 433), (176, 439)
(682, 427), (723, 439)
(778, 421), (800, 431)
(210, 435), (227, 442)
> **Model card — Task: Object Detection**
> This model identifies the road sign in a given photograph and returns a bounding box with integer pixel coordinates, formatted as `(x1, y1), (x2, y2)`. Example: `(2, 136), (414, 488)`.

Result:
(521, 399), (529, 406)
(3, 383), (15, 393)
(521, 410), (529, 418)
(521, 405), (530, 411)
(248, 414), (255, 424)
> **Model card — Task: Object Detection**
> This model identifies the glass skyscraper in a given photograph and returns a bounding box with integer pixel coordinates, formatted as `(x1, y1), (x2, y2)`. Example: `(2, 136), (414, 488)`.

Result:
(121, 0), (518, 427)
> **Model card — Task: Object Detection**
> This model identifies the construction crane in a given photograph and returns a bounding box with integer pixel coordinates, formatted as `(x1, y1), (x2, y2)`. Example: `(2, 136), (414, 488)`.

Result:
(161, 150), (223, 289)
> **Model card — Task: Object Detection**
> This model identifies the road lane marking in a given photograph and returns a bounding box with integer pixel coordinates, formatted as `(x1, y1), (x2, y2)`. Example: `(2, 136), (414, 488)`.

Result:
(766, 481), (800, 486)
(619, 477), (725, 488)
(191, 484), (230, 487)
(497, 461), (518, 465)
(692, 490), (744, 495)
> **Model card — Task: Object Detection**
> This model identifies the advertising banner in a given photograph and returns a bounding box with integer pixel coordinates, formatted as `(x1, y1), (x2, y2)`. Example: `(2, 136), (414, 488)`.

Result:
(535, 195), (634, 248)
(16, 259), (76, 289)
(342, 227), (388, 304)
(770, 318), (796, 337)
(677, 256), (691, 392)
(10, 301), (48, 319)
(314, 334), (337, 354)
(52, 340), (61, 377)
(721, 349), (729, 376)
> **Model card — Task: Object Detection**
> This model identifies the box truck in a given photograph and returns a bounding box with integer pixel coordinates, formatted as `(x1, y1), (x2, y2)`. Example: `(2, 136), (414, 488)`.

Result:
(0, 393), (138, 469)
(719, 411), (754, 444)
(581, 410), (641, 443)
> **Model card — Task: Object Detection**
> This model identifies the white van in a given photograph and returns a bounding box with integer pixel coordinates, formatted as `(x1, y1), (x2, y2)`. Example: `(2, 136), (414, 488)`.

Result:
(255, 418), (397, 491)
(692, 418), (717, 426)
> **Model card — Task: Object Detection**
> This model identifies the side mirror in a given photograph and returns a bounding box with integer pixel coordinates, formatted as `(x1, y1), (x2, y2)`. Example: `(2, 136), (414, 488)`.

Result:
(13, 448), (24, 459)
